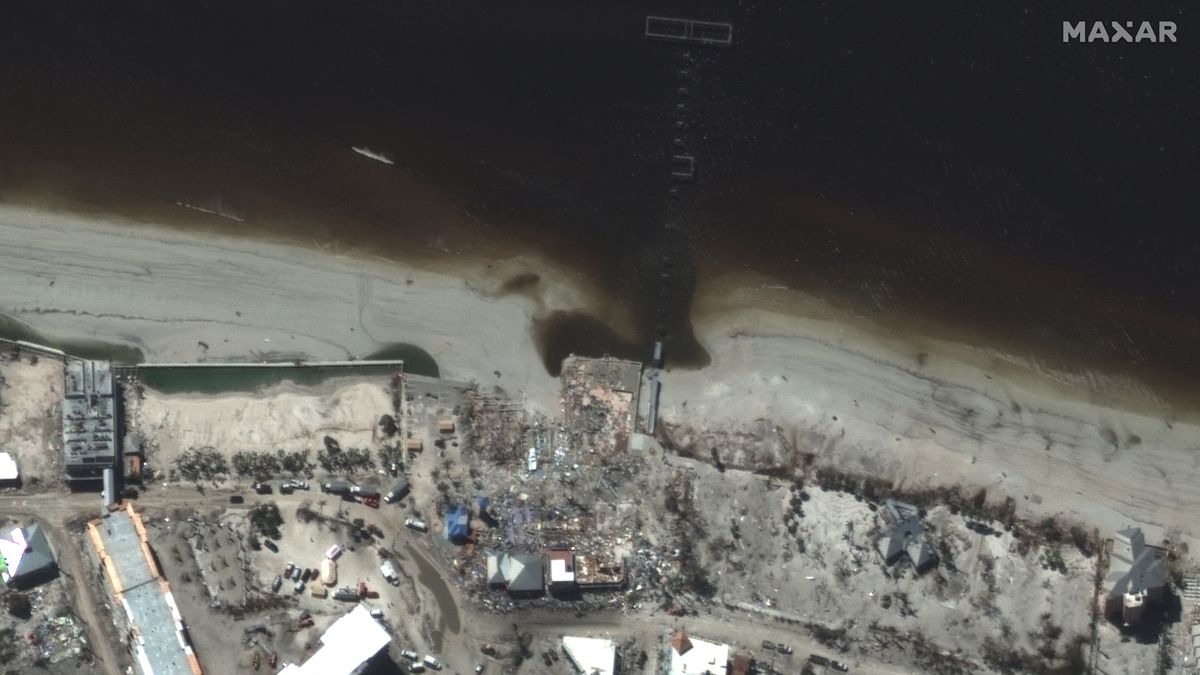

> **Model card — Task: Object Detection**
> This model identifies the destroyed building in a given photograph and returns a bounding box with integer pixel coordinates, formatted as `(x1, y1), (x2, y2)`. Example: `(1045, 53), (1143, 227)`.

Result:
(560, 356), (642, 463)
(1102, 527), (1167, 625)
(0, 523), (57, 589)
(576, 552), (627, 589)
(877, 499), (937, 573)
(63, 360), (120, 484)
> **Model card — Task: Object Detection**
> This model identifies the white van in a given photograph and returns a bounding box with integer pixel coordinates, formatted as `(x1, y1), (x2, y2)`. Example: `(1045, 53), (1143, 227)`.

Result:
(380, 560), (399, 585)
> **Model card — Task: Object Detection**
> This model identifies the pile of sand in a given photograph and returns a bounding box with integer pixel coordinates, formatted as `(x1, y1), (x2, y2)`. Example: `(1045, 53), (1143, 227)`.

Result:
(137, 381), (390, 458)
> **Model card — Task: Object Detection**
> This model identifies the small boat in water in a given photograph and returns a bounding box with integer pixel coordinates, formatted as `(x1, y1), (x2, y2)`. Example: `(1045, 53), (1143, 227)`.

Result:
(175, 192), (245, 222)
(351, 146), (395, 165)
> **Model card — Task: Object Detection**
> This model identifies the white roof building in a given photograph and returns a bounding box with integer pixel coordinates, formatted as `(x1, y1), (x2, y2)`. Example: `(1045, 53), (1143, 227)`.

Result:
(278, 605), (390, 675)
(668, 630), (729, 675)
(0, 452), (17, 482)
(562, 636), (616, 675)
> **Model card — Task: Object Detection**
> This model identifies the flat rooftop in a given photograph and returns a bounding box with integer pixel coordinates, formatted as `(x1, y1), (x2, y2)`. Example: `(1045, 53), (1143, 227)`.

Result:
(277, 605), (390, 675)
(63, 360), (118, 478)
(88, 505), (201, 675)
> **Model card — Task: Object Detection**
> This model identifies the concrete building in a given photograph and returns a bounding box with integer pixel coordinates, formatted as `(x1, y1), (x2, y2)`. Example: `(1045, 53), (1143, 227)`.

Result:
(562, 636), (616, 675)
(0, 524), (57, 589)
(877, 499), (937, 573)
(667, 629), (729, 675)
(63, 360), (120, 483)
(87, 504), (202, 675)
(278, 605), (391, 675)
(1103, 527), (1167, 625)
(549, 549), (576, 593)
(0, 451), (18, 487)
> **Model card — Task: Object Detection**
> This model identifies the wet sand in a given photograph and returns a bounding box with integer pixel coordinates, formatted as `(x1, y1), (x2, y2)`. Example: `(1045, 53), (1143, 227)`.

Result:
(5, 203), (1200, 548)
(0, 203), (590, 412)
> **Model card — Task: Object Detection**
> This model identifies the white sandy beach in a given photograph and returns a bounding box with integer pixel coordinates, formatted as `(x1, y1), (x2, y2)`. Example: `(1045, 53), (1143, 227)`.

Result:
(0, 204), (586, 413)
(663, 280), (1200, 548)
(4, 203), (1200, 547)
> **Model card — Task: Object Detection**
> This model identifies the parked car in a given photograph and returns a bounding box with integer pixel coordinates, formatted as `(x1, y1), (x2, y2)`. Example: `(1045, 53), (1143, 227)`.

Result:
(325, 544), (343, 560)
(400, 650), (419, 661)
(291, 567), (303, 582)
(407, 664), (425, 674)
(254, 482), (272, 495)
(284, 563), (295, 578)
(422, 655), (442, 670)
(229, 495), (245, 504)
(301, 568), (312, 583)
(762, 640), (776, 650)
(263, 539), (279, 553)
(279, 484), (294, 495)
(404, 517), (428, 532)
(270, 576), (283, 593)
(293, 580), (304, 593)
(776, 644), (793, 655)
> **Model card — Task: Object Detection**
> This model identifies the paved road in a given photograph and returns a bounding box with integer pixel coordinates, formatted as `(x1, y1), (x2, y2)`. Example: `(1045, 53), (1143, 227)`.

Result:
(1, 487), (916, 675)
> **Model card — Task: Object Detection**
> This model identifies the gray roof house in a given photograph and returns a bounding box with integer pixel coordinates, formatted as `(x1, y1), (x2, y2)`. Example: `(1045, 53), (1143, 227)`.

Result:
(486, 553), (544, 596)
(878, 499), (937, 573)
(0, 523), (58, 588)
(1104, 527), (1167, 625)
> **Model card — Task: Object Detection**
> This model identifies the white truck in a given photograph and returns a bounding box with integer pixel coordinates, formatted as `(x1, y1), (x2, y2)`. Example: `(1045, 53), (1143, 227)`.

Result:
(380, 560), (400, 585)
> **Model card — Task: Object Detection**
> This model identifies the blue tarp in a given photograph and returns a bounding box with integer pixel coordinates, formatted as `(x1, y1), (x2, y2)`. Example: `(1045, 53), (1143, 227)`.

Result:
(444, 506), (469, 543)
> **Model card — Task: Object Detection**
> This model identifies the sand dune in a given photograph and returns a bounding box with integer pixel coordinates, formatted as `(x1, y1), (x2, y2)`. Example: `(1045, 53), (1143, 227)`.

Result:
(4, 203), (1200, 547)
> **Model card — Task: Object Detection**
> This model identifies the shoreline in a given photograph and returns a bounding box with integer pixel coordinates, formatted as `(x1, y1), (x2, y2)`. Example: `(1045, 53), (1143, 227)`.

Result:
(0, 202), (603, 413)
(664, 286), (1200, 546)
(6, 204), (1200, 545)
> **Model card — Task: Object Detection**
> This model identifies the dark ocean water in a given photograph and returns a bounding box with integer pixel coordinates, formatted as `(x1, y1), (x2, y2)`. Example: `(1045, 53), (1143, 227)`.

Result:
(2, 2), (1198, 392)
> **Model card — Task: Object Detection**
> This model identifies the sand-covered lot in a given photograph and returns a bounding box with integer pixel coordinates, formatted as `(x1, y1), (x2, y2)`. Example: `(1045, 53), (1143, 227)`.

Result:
(662, 453), (1101, 673)
(0, 351), (62, 484)
(131, 377), (392, 469)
